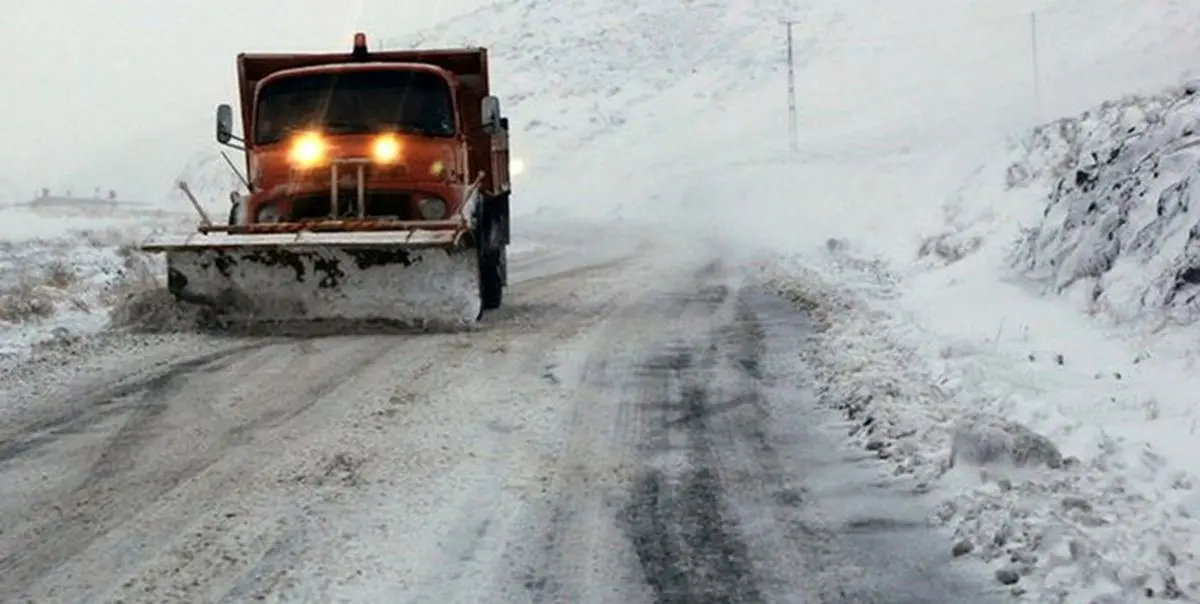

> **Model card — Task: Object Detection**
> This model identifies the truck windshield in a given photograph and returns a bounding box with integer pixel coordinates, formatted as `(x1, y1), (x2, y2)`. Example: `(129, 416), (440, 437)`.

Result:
(254, 69), (455, 144)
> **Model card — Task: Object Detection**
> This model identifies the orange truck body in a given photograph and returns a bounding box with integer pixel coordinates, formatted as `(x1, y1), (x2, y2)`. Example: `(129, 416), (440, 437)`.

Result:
(136, 34), (514, 324)
(228, 36), (511, 233)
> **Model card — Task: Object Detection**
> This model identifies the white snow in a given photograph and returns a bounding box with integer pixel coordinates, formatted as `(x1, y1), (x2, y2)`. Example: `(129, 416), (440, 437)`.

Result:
(0, 201), (187, 367)
(693, 2), (1200, 600)
(389, 0), (1200, 599)
(8, 0), (1200, 600)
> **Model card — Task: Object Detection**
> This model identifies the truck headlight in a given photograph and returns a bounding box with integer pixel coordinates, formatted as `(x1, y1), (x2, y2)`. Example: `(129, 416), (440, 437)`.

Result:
(372, 135), (401, 163)
(417, 197), (446, 219)
(288, 132), (325, 167)
(257, 202), (283, 223)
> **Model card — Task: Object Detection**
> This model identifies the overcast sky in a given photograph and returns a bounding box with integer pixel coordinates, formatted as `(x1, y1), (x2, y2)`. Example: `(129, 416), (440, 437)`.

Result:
(0, 0), (490, 203)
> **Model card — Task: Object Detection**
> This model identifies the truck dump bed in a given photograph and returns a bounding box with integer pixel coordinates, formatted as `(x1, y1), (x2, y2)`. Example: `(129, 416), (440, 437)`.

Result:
(236, 48), (490, 119)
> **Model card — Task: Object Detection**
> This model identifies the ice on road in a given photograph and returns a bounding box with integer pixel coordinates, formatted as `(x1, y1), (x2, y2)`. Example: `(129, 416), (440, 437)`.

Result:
(0, 225), (999, 603)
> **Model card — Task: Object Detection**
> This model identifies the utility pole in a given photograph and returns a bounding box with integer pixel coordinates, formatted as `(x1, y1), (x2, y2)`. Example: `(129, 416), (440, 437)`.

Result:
(1029, 11), (1041, 118)
(781, 19), (800, 155)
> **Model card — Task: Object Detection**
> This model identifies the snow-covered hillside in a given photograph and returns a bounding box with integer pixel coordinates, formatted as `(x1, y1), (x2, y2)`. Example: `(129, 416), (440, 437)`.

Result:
(387, 0), (813, 169)
(402, 0), (1200, 600)
(854, 81), (1200, 601)
(6, 0), (1200, 599)
(713, 1), (1200, 600)
(1009, 84), (1200, 327)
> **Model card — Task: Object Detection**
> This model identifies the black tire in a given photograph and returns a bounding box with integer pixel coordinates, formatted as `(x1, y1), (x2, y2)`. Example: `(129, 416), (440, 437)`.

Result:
(476, 194), (509, 315)
(479, 246), (504, 311)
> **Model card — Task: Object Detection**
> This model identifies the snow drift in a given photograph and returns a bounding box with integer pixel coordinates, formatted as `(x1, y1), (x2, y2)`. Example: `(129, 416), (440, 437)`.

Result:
(1006, 82), (1200, 328)
(0, 204), (175, 367)
(756, 79), (1200, 602)
(0, 157), (229, 368)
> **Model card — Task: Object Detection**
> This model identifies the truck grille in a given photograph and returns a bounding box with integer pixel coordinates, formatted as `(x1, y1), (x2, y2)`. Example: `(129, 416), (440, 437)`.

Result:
(290, 191), (415, 220)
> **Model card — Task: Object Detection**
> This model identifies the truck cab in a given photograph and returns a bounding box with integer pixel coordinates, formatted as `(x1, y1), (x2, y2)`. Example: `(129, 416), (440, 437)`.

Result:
(215, 33), (511, 239)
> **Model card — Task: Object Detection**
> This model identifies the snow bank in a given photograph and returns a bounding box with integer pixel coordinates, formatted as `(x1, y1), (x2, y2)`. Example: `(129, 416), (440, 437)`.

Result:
(769, 249), (1199, 600)
(755, 84), (1200, 601)
(0, 144), (281, 368)
(1006, 83), (1200, 329)
(0, 203), (189, 370)
(0, 229), (161, 363)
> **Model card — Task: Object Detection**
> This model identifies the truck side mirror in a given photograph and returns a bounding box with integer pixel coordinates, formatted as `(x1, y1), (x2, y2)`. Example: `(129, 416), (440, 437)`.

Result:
(481, 96), (502, 135)
(216, 104), (235, 144)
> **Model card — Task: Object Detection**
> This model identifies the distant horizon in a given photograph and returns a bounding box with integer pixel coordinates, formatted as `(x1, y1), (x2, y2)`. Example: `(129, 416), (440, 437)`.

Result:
(13, 189), (139, 204)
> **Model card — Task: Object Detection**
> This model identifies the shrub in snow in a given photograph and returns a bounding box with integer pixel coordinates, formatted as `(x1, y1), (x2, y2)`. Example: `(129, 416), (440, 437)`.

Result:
(0, 282), (56, 323)
(1007, 82), (1200, 325)
(107, 284), (201, 333)
(917, 231), (982, 265)
(949, 414), (1064, 470)
(0, 260), (85, 324)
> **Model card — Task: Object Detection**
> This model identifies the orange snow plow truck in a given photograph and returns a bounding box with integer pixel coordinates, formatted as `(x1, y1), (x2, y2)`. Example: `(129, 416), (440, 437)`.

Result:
(140, 33), (512, 326)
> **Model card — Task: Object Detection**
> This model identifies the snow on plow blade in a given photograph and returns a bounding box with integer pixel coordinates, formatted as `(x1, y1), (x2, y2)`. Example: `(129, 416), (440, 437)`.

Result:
(139, 226), (482, 329)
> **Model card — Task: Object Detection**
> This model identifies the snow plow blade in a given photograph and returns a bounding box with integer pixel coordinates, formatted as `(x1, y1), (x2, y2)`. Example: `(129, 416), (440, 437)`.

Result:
(139, 225), (482, 329)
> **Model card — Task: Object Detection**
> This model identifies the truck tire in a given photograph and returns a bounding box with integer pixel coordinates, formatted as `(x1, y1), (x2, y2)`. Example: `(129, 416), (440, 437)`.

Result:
(478, 246), (504, 311)
(476, 194), (507, 314)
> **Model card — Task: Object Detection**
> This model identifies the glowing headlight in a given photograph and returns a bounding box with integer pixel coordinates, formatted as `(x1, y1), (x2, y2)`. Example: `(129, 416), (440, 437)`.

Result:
(417, 197), (446, 219)
(288, 132), (325, 167)
(372, 135), (401, 163)
(257, 203), (283, 223)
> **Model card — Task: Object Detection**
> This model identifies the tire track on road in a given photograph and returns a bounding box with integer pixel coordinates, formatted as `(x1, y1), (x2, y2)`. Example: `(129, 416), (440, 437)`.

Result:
(502, 259), (746, 604)
(0, 343), (270, 465)
(0, 337), (401, 601)
(509, 256), (868, 603)
(0, 232), (694, 603)
(111, 241), (664, 604)
(620, 276), (768, 604)
(368, 247), (678, 604)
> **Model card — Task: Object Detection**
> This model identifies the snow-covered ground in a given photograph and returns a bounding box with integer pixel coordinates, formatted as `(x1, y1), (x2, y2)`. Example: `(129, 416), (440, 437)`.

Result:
(903, 83), (1200, 600)
(6, 0), (1200, 600)
(668, 2), (1200, 600)
(0, 200), (189, 366)
(428, 0), (1200, 599)
(0, 177), (553, 372)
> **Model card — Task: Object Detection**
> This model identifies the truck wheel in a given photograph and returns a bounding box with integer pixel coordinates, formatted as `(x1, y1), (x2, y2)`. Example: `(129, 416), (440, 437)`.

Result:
(478, 246), (504, 312)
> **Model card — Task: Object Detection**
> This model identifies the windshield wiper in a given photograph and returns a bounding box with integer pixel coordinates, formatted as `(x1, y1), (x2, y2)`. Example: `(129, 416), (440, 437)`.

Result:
(321, 121), (371, 134)
(377, 121), (452, 137)
(263, 122), (369, 142)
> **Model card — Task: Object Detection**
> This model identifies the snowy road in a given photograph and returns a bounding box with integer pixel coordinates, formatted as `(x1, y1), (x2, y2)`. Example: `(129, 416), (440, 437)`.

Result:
(0, 226), (1001, 603)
